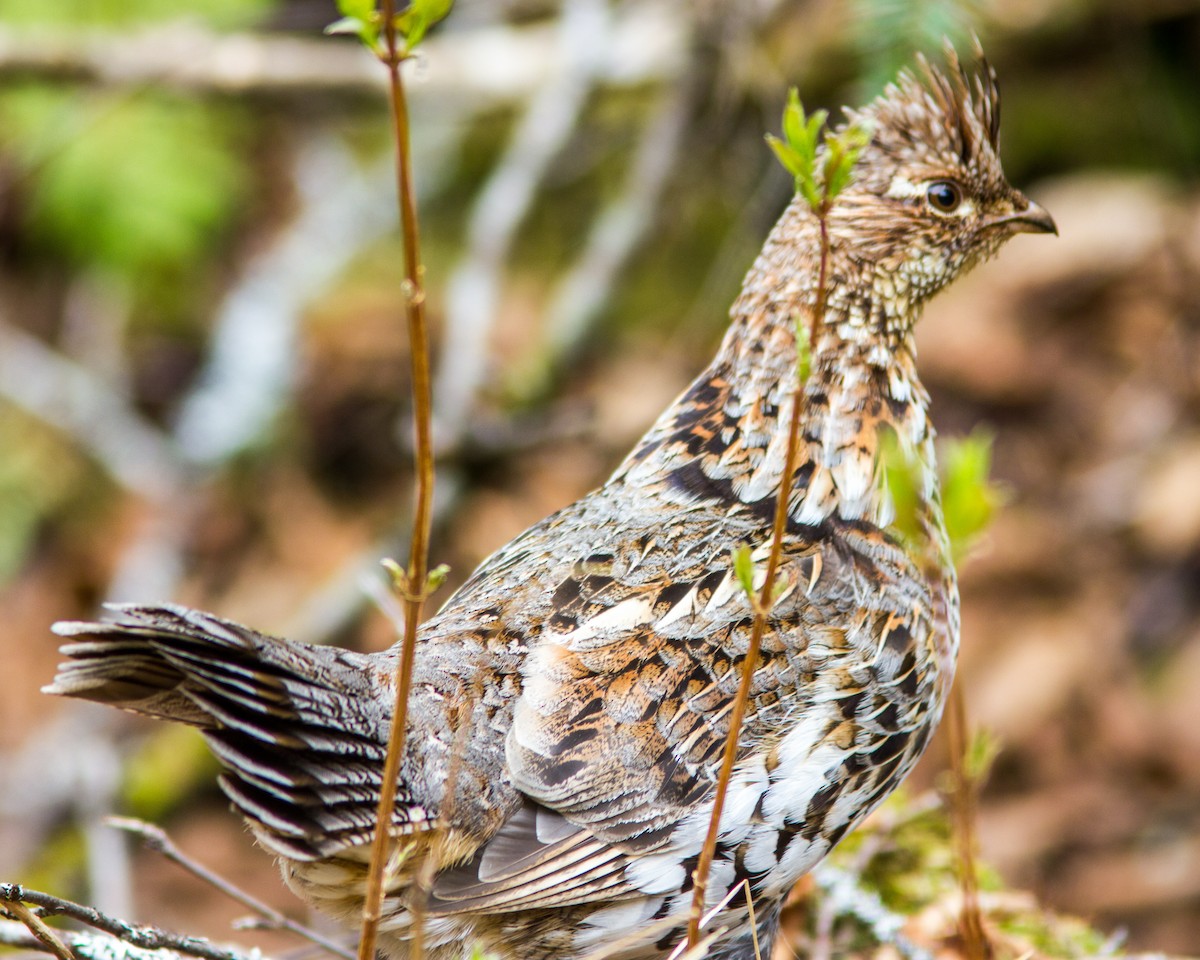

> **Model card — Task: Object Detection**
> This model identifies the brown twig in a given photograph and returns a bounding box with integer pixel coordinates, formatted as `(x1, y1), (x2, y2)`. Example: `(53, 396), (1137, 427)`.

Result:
(357, 4), (439, 960)
(946, 684), (990, 960)
(685, 204), (832, 948)
(1, 898), (73, 960)
(106, 818), (352, 960)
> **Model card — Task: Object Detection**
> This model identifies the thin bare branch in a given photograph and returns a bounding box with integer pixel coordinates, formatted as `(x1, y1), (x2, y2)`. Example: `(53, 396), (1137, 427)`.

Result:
(947, 685), (990, 959)
(0, 886), (264, 960)
(1, 917), (275, 960)
(357, 4), (440, 959)
(684, 212), (826, 950)
(108, 818), (353, 960)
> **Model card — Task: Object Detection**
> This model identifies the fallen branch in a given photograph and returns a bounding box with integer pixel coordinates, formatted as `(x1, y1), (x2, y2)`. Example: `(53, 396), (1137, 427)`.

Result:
(0, 886), (266, 960)
(0, 6), (683, 102)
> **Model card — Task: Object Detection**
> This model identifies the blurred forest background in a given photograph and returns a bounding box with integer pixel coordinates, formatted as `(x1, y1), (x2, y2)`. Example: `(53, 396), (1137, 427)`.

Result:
(1, 0), (1199, 957)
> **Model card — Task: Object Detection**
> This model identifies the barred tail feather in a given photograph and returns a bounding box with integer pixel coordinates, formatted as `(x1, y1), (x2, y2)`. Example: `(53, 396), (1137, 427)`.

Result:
(46, 603), (425, 860)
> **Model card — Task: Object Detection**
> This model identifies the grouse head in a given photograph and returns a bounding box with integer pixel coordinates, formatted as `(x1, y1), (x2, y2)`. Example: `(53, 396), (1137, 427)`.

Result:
(826, 47), (1056, 324)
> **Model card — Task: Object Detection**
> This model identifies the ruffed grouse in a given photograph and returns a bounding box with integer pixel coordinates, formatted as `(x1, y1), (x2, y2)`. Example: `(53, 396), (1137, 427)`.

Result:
(47, 52), (1055, 960)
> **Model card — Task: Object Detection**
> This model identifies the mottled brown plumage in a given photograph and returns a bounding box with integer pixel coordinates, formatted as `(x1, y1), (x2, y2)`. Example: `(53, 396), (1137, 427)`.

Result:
(46, 51), (1055, 960)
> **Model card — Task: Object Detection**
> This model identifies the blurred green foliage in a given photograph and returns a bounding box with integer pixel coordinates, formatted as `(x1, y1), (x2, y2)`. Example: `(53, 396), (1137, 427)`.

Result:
(122, 726), (222, 822)
(0, 0), (272, 29)
(842, 790), (956, 913)
(961, 724), (1003, 785)
(0, 0), (263, 349)
(940, 429), (1006, 564)
(852, 0), (985, 96)
(15, 828), (88, 902)
(0, 86), (247, 282)
(880, 426), (1006, 564)
(880, 427), (923, 548)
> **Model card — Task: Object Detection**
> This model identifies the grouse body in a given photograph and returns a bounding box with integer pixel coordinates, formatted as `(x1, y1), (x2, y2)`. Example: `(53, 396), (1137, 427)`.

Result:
(47, 52), (1056, 960)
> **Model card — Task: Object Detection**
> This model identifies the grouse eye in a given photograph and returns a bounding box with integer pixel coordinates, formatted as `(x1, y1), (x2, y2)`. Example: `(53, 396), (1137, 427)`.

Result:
(926, 180), (963, 214)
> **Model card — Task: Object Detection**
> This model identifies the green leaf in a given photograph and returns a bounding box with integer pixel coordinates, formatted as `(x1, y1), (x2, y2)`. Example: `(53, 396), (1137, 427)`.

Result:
(336, 0), (376, 19)
(426, 563), (451, 594)
(798, 176), (823, 213)
(325, 15), (367, 35)
(768, 90), (829, 209)
(325, 11), (382, 50)
(803, 111), (826, 156)
(940, 428), (1006, 562)
(879, 428), (923, 546)
(397, 0), (454, 51)
(781, 88), (806, 154)
(768, 87), (868, 215)
(731, 544), (757, 602)
(794, 314), (812, 385)
(822, 121), (871, 201)
(963, 727), (1002, 785)
(381, 557), (409, 590)
(765, 134), (800, 180)
(821, 138), (844, 200)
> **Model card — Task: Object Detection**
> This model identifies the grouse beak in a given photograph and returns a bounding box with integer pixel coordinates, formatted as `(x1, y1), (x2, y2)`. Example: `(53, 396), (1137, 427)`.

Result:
(985, 196), (1058, 236)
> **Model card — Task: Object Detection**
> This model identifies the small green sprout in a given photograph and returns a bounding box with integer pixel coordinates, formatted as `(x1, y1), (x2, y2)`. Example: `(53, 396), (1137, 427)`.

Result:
(731, 544), (757, 602)
(793, 313), (812, 385)
(879, 428), (924, 547)
(326, 0), (382, 51)
(327, 0), (453, 57)
(381, 558), (450, 600)
(766, 88), (872, 214)
(766, 90), (827, 210)
(425, 562), (451, 594)
(940, 428), (1007, 562)
(396, 0), (453, 49)
(963, 726), (1002, 785)
(882, 426), (1007, 562)
(730, 544), (790, 611)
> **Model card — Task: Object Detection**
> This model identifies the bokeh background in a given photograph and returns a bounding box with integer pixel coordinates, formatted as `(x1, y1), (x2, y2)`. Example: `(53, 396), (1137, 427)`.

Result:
(2, 0), (1199, 956)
